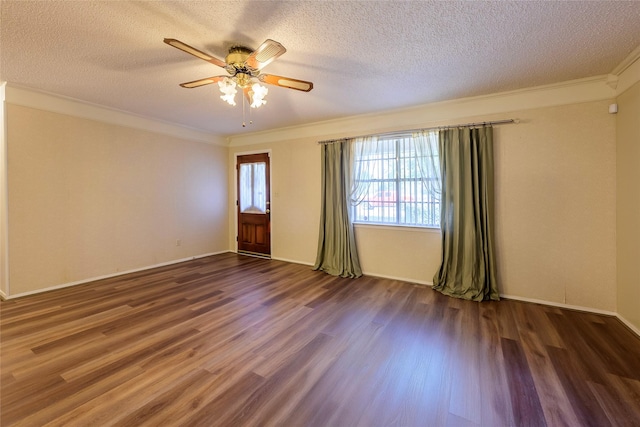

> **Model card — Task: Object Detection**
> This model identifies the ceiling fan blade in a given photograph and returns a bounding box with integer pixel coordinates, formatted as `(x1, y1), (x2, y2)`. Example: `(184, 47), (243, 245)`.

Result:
(164, 38), (227, 68)
(258, 74), (313, 92)
(245, 39), (286, 71)
(179, 76), (227, 88)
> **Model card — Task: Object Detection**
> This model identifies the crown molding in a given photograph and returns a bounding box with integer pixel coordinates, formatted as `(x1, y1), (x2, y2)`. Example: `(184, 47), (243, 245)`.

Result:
(228, 75), (617, 147)
(7, 56), (636, 150)
(613, 46), (640, 95)
(611, 44), (640, 76)
(3, 83), (226, 146)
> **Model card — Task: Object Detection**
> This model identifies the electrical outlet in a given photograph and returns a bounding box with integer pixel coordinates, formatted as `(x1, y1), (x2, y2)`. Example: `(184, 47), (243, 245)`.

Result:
(176, 239), (181, 246)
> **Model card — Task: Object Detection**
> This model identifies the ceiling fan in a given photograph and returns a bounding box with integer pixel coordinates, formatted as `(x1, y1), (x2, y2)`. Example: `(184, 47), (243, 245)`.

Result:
(164, 38), (313, 109)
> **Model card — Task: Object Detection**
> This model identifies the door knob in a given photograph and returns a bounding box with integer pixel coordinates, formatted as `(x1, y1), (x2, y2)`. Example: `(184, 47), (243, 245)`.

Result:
(266, 209), (270, 214)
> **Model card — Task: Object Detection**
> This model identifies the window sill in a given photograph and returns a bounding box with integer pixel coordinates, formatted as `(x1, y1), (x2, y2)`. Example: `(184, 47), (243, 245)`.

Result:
(353, 222), (441, 233)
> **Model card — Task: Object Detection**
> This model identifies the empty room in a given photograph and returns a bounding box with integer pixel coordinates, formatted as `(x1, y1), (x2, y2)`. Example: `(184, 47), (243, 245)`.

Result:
(1, 1), (639, 426)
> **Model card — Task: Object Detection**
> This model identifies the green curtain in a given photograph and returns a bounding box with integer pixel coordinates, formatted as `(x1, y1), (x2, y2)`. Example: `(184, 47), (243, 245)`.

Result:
(313, 142), (363, 278)
(433, 126), (499, 301)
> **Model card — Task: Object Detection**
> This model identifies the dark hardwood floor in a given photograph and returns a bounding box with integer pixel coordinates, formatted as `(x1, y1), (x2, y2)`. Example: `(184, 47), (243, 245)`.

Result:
(1, 253), (639, 426)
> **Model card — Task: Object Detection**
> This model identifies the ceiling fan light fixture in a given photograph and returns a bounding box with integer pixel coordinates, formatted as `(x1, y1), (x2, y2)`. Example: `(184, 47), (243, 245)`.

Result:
(249, 83), (268, 108)
(218, 77), (237, 106)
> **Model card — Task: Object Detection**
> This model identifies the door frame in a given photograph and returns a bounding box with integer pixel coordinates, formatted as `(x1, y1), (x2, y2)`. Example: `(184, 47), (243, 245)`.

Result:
(233, 149), (272, 256)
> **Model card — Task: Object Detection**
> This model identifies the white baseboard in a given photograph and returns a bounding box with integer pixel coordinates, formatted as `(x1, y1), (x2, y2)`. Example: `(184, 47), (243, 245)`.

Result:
(615, 313), (640, 337)
(501, 293), (640, 339)
(270, 256), (314, 267)
(363, 272), (433, 287)
(3, 251), (230, 300)
(499, 293), (618, 316)
(270, 255), (434, 286)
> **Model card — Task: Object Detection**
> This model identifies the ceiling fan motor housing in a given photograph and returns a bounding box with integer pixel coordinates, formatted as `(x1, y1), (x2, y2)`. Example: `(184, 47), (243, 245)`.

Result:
(226, 46), (252, 68)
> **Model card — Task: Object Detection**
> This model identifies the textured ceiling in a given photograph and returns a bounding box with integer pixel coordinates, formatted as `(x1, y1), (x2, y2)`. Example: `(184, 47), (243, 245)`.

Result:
(2, 1), (640, 137)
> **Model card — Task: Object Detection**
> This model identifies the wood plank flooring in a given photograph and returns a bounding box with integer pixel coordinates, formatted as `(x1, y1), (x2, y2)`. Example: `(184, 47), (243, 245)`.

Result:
(1, 253), (639, 426)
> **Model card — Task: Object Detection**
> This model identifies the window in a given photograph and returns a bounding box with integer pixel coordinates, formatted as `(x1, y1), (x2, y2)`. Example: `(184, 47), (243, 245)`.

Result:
(351, 131), (441, 227)
(239, 161), (267, 214)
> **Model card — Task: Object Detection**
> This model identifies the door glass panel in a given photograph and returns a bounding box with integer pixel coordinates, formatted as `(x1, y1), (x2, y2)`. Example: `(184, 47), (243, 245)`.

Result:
(239, 162), (266, 213)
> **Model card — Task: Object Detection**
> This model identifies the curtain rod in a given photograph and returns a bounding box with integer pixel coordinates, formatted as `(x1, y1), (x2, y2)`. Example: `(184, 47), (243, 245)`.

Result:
(317, 118), (519, 145)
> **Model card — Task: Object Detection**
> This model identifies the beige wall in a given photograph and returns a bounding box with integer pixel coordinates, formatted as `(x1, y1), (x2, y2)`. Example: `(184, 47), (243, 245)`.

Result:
(229, 99), (618, 311)
(494, 101), (616, 310)
(616, 80), (640, 332)
(7, 104), (228, 296)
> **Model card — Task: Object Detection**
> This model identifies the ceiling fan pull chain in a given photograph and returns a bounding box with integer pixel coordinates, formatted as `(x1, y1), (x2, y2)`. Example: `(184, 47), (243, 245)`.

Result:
(242, 91), (246, 127)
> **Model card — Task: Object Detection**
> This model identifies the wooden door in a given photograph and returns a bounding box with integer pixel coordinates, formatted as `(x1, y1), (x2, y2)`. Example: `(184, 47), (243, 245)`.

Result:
(237, 153), (271, 257)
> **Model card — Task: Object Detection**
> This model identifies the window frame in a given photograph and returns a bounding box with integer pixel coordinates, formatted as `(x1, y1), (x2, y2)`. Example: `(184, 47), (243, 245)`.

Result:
(351, 133), (441, 229)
